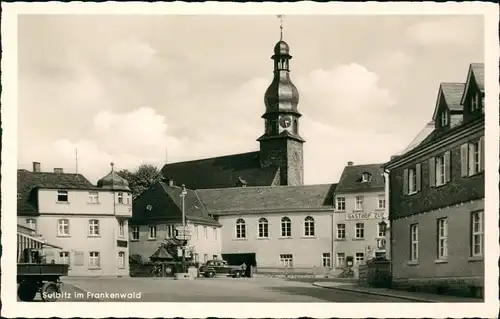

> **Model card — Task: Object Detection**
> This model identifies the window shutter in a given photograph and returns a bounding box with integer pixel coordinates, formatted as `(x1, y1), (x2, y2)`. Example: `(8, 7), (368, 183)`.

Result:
(402, 168), (409, 195)
(479, 136), (484, 172)
(429, 157), (436, 187)
(415, 163), (422, 192)
(444, 151), (451, 182)
(460, 143), (469, 177)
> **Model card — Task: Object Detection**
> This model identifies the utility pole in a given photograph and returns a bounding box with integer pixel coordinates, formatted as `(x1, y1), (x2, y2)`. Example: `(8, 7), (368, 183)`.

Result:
(180, 184), (187, 273)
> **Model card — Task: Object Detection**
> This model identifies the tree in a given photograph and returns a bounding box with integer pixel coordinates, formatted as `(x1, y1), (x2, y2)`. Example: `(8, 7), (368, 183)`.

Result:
(117, 163), (162, 199)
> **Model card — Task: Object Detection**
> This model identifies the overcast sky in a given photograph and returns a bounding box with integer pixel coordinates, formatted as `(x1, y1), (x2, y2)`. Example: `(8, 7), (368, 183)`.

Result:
(17, 14), (484, 185)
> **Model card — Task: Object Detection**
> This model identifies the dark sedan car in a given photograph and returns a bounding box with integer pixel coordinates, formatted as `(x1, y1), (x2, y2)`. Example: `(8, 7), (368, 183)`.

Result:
(199, 260), (244, 278)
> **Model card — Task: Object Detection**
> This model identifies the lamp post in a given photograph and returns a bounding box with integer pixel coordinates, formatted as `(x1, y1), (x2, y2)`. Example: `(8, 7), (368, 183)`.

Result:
(180, 184), (188, 273)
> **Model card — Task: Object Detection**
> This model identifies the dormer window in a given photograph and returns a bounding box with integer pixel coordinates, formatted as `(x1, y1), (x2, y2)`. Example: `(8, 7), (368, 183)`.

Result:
(440, 110), (449, 127)
(361, 173), (372, 183)
(470, 92), (481, 112)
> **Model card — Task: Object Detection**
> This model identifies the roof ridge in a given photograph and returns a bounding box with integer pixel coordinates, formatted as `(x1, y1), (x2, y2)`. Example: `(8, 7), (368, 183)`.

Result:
(196, 183), (337, 191)
(164, 151), (260, 165)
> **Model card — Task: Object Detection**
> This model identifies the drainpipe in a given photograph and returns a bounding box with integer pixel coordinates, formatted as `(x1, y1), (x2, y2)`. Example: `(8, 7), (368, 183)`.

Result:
(383, 168), (393, 287)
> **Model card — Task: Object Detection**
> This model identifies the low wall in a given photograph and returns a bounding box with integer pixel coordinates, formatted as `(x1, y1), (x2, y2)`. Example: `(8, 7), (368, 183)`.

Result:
(253, 266), (340, 278)
(391, 277), (484, 298)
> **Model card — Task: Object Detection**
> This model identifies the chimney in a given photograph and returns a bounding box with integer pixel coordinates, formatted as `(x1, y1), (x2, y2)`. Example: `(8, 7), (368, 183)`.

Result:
(347, 161), (354, 166)
(54, 168), (64, 174)
(33, 162), (41, 172)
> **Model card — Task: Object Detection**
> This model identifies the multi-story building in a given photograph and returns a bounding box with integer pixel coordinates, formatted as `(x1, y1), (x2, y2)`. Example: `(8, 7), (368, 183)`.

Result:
(17, 162), (133, 277)
(383, 63), (485, 296)
(332, 162), (387, 274)
(128, 179), (222, 264)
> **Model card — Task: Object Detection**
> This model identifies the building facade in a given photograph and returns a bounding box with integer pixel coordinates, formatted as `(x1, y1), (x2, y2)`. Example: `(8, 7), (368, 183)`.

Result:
(17, 162), (133, 277)
(383, 63), (485, 295)
(333, 162), (388, 274)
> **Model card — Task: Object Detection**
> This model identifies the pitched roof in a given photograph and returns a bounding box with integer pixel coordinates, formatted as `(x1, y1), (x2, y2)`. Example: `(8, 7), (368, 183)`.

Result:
(196, 184), (337, 215)
(460, 63), (485, 104)
(397, 121), (436, 156)
(17, 169), (96, 213)
(161, 151), (279, 190)
(131, 181), (220, 226)
(149, 246), (174, 260)
(335, 164), (385, 194)
(441, 83), (466, 112)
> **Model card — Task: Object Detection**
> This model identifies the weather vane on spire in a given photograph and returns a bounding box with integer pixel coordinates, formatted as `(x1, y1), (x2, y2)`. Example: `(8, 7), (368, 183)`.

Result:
(277, 14), (284, 40)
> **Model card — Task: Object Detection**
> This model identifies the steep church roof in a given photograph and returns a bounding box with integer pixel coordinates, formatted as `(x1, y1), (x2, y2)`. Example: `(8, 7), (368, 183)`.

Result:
(161, 151), (279, 190)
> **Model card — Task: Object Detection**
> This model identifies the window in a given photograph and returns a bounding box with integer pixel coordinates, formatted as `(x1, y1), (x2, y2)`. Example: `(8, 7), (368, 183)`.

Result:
(435, 154), (446, 186)
(410, 224), (419, 261)
(148, 225), (157, 239)
(59, 251), (70, 266)
(118, 251), (125, 269)
(118, 220), (125, 237)
(131, 227), (139, 240)
(26, 218), (37, 231)
(355, 223), (365, 239)
(403, 164), (421, 195)
(469, 141), (480, 175)
(336, 253), (346, 268)
(204, 226), (208, 239)
(304, 216), (315, 237)
(88, 219), (99, 236)
(213, 227), (217, 240)
(322, 253), (331, 267)
(126, 193), (131, 205)
(355, 252), (365, 265)
(377, 195), (386, 209)
(57, 190), (68, 202)
(258, 218), (269, 238)
(117, 192), (124, 204)
(471, 211), (484, 257)
(440, 110), (449, 127)
(88, 191), (99, 204)
(437, 218), (448, 259)
(281, 217), (291, 237)
(236, 218), (246, 239)
(355, 196), (364, 211)
(470, 92), (480, 112)
(89, 252), (100, 268)
(430, 152), (451, 188)
(336, 224), (346, 239)
(166, 225), (173, 239)
(461, 139), (484, 177)
(74, 251), (84, 266)
(361, 173), (371, 182)
(280, 254), (293, 267)
(195, 225), (199, 239)
(58, 219), (70, 236)
(336, 197), (346, 211)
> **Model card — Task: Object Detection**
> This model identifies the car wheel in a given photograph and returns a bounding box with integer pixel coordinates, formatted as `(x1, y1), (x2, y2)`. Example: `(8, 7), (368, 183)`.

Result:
(206, 271), (215, 278)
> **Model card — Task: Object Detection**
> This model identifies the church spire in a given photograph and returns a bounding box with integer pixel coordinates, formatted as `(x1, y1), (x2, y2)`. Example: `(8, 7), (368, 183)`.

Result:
(278, 14), (284, 41)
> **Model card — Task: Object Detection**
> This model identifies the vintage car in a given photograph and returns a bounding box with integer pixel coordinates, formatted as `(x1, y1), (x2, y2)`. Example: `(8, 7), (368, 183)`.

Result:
(199, 260), (244, 278)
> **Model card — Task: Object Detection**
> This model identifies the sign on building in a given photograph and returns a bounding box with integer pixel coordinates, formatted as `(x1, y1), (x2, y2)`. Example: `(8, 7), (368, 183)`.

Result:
(345, 211), (384, 221)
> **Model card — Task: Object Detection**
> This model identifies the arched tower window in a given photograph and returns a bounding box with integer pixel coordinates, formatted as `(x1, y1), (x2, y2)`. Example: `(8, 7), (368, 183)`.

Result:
(236, 218), (246, 239)
(258, 218), (269, 238)
(281, 217), (291, 237)
(304, 216), (315, 237)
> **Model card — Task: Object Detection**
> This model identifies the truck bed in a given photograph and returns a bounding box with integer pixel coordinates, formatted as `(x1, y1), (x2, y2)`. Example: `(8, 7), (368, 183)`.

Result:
(17, 263), (69, 277)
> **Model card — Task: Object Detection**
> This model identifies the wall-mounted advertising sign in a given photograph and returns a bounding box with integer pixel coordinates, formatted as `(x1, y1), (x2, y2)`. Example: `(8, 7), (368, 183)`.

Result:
(345, 211), (384, 221)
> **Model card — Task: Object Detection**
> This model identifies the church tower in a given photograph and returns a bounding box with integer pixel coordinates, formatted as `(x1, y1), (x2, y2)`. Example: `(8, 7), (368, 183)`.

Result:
(258, 18), (305, 186)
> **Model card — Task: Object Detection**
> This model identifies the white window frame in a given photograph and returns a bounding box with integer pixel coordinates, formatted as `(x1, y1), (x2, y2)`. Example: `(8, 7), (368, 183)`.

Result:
(435, 154), (446, 186)
(59, 251), (70, 266)
(336, 223), (346, 239)
(469, 141), (480, 175)
(336, 196), (346, 211)
(117, 192), (124, 204)
(322, 253), (331, 267)
(204, 226), (208, 239)
(258, 218), (269, 238)
(57, 190), (68, 202)
(280, 254), (293, 267)
(410, 224), (419, 261)
(355, 252), (365, 265)
(148, 225), (157, 240)
(361, 173), (371, 182)
(88, 219), (99, 236)
(58, 219), (70, 236)
(471, 211), (484, 257)
(355, 196), (364, 211)
(377, 195), (386, 210)
(336, 253), (346, 268)
(470, 92), (480, 112)
(408, 168), (417, 194)
(118, 220), (125, 237)
(89, 251), (100, 268)
(88, 191), (99, 204)
(131, 226), (139, 240)
(440, 110), (449, 127)
(126, 193), (131, 205)
(437, 218), (448, 259)
(355, 223), (365, 239)
(304, 216), (315, 237)
(377, 223), (386, 237)
(118, 251), (125, 269)
(236, 218), (246, 239)
(281, 217), (292, 237)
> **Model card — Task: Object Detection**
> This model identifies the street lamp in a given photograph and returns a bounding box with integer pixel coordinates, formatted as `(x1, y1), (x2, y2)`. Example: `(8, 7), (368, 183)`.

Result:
(180, 184), (188, 273)
(378, 219), (388, 237)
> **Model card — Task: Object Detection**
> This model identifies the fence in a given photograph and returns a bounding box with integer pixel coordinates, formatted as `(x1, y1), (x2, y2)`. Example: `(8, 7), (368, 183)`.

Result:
(252, 266), (339, 278)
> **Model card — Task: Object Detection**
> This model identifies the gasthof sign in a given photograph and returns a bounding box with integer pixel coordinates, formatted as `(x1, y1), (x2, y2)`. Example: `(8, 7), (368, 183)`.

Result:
(345, 211), (385, 220)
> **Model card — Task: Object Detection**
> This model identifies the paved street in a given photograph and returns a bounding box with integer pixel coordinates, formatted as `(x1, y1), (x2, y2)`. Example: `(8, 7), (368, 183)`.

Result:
(50, 276), (413, 302)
